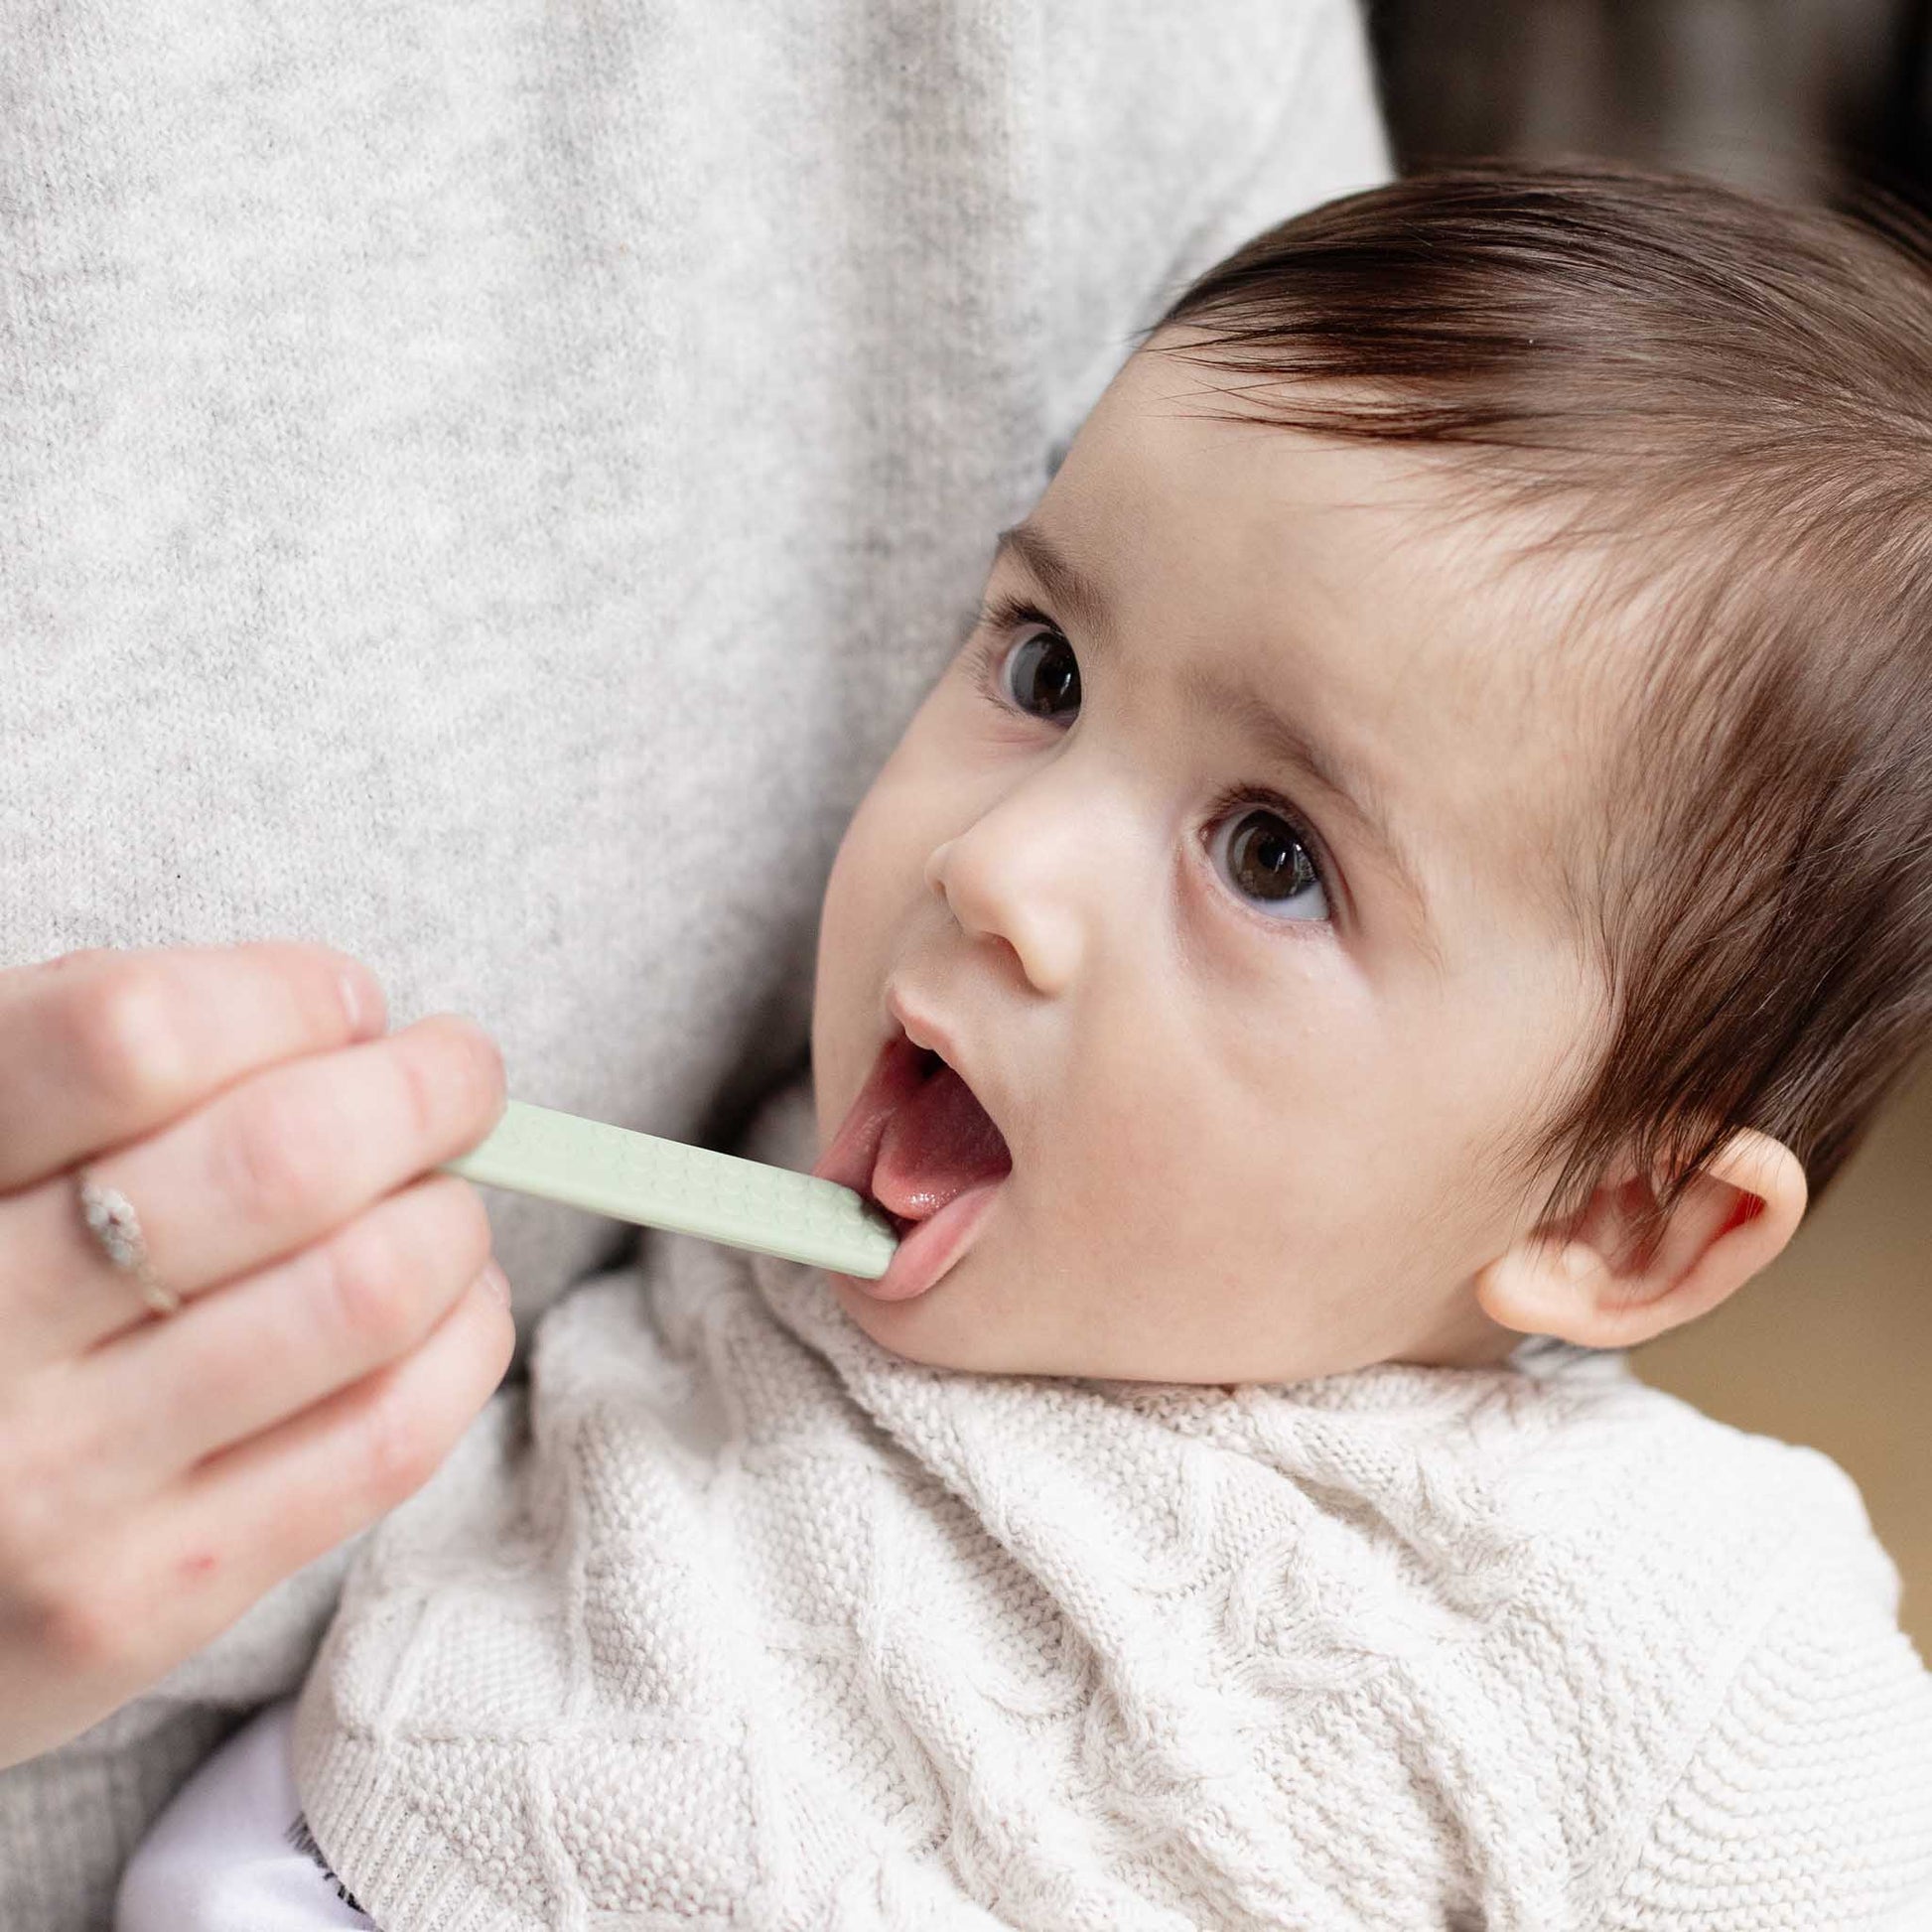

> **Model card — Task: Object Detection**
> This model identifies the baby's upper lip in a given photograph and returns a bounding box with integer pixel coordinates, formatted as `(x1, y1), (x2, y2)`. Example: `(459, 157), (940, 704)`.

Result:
(887, 985), (1011, 1149)
(887, 984), (962, 1077)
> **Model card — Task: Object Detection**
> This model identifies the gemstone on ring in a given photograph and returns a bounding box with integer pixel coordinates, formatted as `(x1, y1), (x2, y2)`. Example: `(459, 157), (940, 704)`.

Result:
(77, 1173), (182, 1315)
(80, 1180), (144, 1266)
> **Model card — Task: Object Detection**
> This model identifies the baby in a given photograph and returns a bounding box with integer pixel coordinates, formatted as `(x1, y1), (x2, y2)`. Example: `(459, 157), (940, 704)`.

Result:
(121, 161), (1932, 1929)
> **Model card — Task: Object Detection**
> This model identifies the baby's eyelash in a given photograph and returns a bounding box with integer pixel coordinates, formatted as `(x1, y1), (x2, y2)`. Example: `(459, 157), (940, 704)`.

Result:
(979, 592), (1056, 636)
(967, 596), (1339, 921)
(963, 633), (1006, 719)
(966, 595), (1058, 717)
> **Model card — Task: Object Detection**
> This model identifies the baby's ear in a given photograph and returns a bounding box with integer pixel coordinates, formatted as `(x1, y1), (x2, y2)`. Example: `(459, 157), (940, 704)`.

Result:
(1472, 1129), (1808, 1350)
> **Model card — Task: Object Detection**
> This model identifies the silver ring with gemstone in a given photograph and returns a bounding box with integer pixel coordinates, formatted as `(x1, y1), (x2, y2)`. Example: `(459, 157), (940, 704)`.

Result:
(75, 1171), (182, 1317)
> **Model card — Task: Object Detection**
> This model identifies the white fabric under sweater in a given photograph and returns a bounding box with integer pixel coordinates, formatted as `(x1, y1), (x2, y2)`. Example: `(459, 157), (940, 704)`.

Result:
(115, 1701), (373, 1932)
(268, 1072), (1932, 1931)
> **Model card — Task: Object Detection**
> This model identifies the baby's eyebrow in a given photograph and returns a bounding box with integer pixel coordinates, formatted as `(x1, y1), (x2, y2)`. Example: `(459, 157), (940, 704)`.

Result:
(992, 522), (1438, 947)
(994, 522), (1112, 639)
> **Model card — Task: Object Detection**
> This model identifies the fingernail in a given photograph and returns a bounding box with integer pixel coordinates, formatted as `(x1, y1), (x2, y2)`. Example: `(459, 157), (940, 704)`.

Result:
(480, 1261), (512, 1309)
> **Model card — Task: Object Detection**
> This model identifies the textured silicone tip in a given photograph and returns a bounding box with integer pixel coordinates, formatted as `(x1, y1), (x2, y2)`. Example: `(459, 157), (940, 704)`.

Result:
(437, 1098), (899, 1279)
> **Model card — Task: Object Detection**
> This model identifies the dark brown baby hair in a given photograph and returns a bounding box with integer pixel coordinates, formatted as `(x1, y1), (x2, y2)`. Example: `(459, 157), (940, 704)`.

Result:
(1154, 159), (1932, 1269)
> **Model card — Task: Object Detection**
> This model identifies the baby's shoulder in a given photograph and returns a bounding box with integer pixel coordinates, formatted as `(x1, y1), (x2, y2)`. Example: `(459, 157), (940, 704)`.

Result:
(1489, 1360), (1899, 1611)
(1458, 1361), (1911, 1725)
(1560, 1364), (1880, 1547)
(1501, 1373), (1932, 1917)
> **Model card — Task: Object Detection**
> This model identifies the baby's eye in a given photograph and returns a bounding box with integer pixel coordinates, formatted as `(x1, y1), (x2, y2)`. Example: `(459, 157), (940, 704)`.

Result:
(1207, 799), (1331, 923)
(996, 621), (1081, 724)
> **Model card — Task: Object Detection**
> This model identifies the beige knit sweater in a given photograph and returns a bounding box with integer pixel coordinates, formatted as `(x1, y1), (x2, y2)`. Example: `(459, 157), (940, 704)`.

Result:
(290, 1074), (1932, 1931)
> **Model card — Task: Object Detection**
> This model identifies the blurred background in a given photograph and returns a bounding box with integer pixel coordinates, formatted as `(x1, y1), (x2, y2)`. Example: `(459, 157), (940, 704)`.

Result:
(1365, 0), (1932, 1646)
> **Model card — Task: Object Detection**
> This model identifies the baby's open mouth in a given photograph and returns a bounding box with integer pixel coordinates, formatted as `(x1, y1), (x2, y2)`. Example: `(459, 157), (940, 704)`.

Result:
(811, 1024), (1013, 1300)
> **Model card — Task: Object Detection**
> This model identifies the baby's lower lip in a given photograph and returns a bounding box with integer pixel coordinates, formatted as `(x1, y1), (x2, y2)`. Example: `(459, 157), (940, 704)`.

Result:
(850, 1174), (1004, 1302)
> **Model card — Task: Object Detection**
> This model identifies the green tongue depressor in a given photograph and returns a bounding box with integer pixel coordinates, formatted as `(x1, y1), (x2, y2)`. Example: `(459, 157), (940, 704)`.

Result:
(437, 1097), (900, 1280)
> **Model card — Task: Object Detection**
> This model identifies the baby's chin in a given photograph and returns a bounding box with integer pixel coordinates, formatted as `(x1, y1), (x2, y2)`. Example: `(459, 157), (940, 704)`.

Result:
(822, 1244), (1240, 1384)
(823, 1205), (1169, 1379)
(824, 1246), (1054, 1376)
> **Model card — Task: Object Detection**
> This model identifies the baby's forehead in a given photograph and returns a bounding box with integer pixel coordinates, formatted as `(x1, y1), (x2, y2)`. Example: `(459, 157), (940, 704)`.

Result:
(1290, 508), (1617, 951)
(1423, 547), (1622, 946)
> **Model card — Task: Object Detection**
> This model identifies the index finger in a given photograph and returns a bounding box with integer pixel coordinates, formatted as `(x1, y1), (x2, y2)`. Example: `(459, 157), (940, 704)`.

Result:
(0, 942), (389, 1194)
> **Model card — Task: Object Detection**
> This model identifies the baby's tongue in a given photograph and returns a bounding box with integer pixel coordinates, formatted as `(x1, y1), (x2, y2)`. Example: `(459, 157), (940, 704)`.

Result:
(870, 1063), (1012, 1223)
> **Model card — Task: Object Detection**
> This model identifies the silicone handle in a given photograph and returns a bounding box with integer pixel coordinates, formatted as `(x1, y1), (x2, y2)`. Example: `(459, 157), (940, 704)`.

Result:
(438, 1097), (898, 1280)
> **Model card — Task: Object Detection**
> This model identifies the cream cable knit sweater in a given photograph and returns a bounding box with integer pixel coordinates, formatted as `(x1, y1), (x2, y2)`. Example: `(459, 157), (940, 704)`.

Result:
(291, 1075), (1932, 1931)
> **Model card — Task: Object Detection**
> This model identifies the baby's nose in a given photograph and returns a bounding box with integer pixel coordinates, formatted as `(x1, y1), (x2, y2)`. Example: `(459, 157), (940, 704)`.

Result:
(923, 825), (1086, 997)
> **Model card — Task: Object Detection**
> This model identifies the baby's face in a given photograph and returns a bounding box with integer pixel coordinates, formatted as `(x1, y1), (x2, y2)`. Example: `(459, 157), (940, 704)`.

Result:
(810, 339), (1609, 1383)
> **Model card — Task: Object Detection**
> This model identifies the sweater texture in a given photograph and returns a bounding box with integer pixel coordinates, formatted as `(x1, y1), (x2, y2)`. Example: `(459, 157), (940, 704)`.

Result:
(292, 1074), (1932, 1931)
(0, 4), (1389, 1924)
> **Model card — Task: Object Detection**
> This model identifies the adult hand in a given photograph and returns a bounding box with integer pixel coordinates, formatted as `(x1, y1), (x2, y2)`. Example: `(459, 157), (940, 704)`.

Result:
(0, 940), (514, 1769)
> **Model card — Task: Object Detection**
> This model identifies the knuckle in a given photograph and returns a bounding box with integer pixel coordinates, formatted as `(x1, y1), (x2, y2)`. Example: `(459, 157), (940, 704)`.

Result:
(61, 966), (193, 1116)
(390, 1029), (448, 1146)
(0, 1514), (109, 1674)
(219, 1076), (337, 1221)
(31, 1582), (122, 1676)
(312, 1178), (488, 1359)
(427, 1173), (495, 1273)
(311, 1219), (417, 1356)
(426, 1017), (504, 1132)
(355, 1389), (440, 1508)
